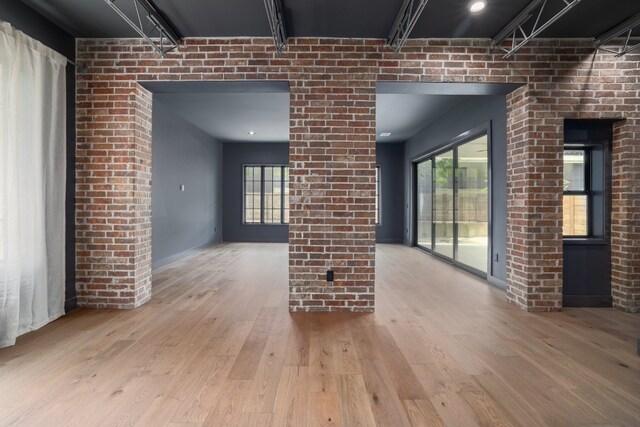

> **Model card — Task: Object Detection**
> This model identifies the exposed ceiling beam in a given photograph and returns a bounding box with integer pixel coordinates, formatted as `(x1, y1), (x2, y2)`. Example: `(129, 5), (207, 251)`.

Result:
(595, 11), (640, 57)
(104, 0), (181, 57)
(387, 0), (430, 53)
(263, 0), (287, 54)
(492, 0), (584, 58)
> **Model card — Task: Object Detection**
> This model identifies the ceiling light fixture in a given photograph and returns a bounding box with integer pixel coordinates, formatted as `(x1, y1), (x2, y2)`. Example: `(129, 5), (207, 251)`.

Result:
(248, 131), (256, 135)
(380, 132), (392, 137)
(469, 1), (486, 13)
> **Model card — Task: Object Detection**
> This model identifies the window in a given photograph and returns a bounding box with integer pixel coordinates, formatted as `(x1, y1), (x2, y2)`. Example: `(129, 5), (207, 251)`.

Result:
(375, 166), (380, 225)
(244, 165), (289, 224)
(563, 149), (589, 237)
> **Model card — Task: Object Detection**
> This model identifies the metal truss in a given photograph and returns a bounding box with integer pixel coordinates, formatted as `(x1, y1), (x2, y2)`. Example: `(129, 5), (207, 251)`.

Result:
(387, 0), (430, 53)
(104, 0), (181, 57)
(595, 11), (640, 57)
(263, 0), (287, 53)
(492, 0), (583, 58)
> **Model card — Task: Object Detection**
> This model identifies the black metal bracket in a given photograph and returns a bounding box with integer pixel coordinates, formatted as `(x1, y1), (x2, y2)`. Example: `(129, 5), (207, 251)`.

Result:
(387, 0), (430, 53)
(595, 11), (640, 57)
(492, 0), (583, 58)
(263, 0), (287, 54)
(104, 0), (181, 57)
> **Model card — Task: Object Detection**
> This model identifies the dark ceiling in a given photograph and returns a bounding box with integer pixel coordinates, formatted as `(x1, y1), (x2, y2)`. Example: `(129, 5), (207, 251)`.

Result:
(21, 0), (640, 40)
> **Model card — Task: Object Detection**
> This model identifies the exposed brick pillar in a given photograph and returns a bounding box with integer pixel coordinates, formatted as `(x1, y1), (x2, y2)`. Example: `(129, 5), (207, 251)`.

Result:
(505, 86), (563, 312)
(611, 119), (640, 313)
(288, 76), (376, 312)
(75, 80), (152, 309)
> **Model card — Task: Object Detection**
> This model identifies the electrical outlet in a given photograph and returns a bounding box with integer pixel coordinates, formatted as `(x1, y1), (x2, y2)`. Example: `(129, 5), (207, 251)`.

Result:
(326, 270), (334, 282)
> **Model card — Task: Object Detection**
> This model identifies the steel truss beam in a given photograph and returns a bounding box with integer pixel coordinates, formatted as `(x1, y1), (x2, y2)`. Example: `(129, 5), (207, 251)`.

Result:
(595, 11), (640, 57)
(387, 0), (430, 53)
(105, 0), (181, 57)
(492, 0), (583, 58)
(263, 0), (287, 53)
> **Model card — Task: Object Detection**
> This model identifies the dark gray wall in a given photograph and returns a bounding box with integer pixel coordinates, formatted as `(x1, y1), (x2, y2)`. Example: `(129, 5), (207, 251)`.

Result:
(222, 143), (289, 242)
(152, 100), (223, 268)
(376, 143), (404, 243)
(404, 95), (507, 283)
(0, 2), (77, 311)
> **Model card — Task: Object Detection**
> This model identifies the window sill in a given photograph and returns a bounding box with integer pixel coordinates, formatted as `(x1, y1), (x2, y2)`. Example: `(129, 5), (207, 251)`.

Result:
(243, 223), (289, 226)
(563, 237), (607, 245)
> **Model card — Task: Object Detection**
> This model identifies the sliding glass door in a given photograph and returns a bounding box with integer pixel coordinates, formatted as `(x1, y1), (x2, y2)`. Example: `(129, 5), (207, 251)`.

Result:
(416, 160), (432, 249)
(456, 135), (489, 273)
(414, 133), (489, 276)
(434, 150), (454, 259)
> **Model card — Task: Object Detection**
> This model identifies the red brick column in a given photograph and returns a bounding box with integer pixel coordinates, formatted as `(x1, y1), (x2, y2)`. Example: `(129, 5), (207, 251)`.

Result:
(288, 75), (376, 312)
(75, 77), (152, 308)
(611, 119), (640, 312)
(505, 86), (563, 312)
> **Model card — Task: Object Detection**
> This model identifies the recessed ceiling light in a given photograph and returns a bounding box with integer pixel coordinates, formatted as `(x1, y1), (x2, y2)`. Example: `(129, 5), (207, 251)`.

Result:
(469, 1), (486, 13)
(248, 131), (256, 135)
(380, 132), (392, 137)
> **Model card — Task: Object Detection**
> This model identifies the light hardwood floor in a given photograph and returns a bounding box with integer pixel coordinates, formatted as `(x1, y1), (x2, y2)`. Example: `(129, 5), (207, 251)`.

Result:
(1, 243), (639, 426)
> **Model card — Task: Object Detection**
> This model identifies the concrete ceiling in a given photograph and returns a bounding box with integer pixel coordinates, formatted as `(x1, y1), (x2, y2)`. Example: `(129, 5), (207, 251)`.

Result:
(157, 92), (475, 144)
(149, 82), (483, 144)
(376, 94), (469, 143)
(21, 0), (640, 40)
(154, 92), (290, 143)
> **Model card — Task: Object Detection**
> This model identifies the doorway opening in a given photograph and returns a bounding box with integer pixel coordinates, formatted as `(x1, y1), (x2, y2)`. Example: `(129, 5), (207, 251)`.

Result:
(143, 81), (290, 272)
(376, 81), (521, 287)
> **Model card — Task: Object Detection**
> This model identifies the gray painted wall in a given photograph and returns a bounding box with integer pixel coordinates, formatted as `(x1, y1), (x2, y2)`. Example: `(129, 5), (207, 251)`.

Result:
(0, 2), (77, 311)
(376, 143), (404, 243)
(222, 143), (289, 242)
(152, 100), (223, 268)
(403, 95), (507, 283)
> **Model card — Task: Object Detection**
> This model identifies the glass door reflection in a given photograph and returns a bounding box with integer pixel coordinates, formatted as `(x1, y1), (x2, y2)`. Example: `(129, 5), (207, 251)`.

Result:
(416, 159), (433, 250)
(434, 150), (454, 259)
(456, 135), (488, 273)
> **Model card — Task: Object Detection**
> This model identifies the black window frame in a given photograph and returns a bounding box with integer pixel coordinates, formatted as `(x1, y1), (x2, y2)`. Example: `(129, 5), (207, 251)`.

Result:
(243, 164), (289, 225)
(563, 147), (592, 238)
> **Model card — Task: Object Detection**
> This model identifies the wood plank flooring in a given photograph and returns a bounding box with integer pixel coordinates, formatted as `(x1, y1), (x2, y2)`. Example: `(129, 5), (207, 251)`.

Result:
(1, 243), (639, 426)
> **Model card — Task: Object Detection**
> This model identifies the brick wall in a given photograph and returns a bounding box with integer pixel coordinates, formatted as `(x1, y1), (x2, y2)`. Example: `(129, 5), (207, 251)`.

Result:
(612, 119), (640, 312)
(75, 38), (639, 313)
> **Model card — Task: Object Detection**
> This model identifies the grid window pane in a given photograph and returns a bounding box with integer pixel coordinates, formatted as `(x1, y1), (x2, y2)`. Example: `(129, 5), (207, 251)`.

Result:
(564, 150), (586, 191)
(563, 149), (589, 237)
(244, 165), (289, 225)
(283, 167), (289, 224)
(244, 166), (262, 223)
(264, 166), (280, 224)
(563, 195), (588, 236)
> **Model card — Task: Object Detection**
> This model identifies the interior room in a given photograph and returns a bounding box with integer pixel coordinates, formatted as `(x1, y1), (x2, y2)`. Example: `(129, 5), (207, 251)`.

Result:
(1, 0), (639, 425)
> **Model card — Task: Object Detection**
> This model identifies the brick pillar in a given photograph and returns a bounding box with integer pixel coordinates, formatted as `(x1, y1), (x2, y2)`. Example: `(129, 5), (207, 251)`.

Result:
(288, 76), (376, 312)
(611, 119), (640, 312)
(75, 81), (152, 309)
(505, 86), (563, 312)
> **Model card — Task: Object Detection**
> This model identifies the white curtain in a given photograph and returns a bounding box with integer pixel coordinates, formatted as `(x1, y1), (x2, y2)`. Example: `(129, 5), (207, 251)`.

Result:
(0, 22), (67, 348)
